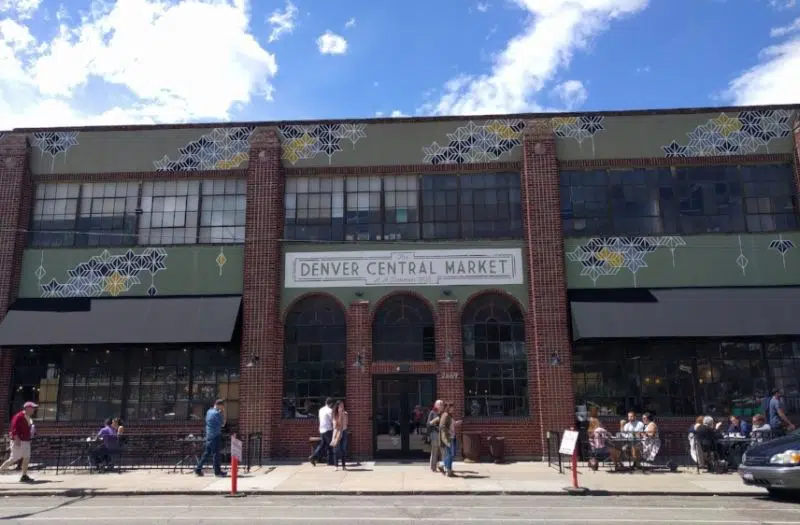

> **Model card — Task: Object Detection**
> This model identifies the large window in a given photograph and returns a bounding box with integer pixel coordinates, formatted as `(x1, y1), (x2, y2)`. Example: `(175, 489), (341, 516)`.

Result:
(284, 173), (523, 241)
(373, 295), (435, 361)
(283, 296), (347, 419)
(30, 180), (246, 248)
(8, 346), (240, 422)
(561, 163), (798, 236)
(462, 294), (528, 417)
(573, 340), (800, 418)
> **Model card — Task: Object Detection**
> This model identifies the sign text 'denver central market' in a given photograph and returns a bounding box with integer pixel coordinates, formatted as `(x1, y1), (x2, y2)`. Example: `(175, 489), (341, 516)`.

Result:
(284, 249), (524, 288)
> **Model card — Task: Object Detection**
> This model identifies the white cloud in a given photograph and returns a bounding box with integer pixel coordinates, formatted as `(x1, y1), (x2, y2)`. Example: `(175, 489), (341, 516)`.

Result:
(636, 64), (650, 73)
(421, 0), (650, 115)
(771, 17), (800, 37)
(724, 20), (800, 105)
(0, 0), (278, 128)
(390, 110), (406, 117)
(770, 0), (796, 10)
(316, 30), (347, 55)
(374, 111), (384, 117)
(551, 79), (588, 109)
(267, 1), (298, 43)
(476, 2), (491, 12)
(0, 0), (42, 20)
(344, 17), (356, 29)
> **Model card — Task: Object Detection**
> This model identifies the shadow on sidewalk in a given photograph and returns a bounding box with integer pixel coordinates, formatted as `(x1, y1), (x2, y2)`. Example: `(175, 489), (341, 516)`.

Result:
(0, 492), (92, 520)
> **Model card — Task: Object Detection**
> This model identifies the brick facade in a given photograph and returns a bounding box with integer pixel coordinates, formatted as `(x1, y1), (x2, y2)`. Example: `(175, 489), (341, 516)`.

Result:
(240, 128), (285, 458)
(521, 121), (575, 455)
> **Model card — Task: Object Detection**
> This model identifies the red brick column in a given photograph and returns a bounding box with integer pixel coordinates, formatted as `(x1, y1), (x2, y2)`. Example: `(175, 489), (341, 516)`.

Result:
(0, 134), (31, 429)
(240, 128), (285, 459)
(521, 120), (574, 456)
(435, 300), (463, 418)
(346, 300), (372, 460)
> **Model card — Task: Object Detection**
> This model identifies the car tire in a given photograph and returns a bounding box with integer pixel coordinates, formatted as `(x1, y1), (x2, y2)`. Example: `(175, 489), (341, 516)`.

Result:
(767, 488), (799, 500)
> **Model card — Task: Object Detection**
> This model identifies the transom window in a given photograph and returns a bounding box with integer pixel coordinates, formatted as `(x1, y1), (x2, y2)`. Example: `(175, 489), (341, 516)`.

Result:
(561, 163), (798, 236)
(284, 173), (522, 241)
(462, 294), (528, 417)
(373, 295), (435, 361)
(283, 296), (347, 419)
(29, 180), (246, 248)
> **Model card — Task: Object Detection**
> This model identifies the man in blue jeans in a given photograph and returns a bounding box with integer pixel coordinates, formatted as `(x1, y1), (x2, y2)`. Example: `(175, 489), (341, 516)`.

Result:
(195, 399), (227, 477)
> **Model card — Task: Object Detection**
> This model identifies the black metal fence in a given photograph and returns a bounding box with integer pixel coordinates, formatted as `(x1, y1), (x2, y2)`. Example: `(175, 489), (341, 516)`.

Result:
(546, 429), (782, 474)
(0, 432), (264, 474)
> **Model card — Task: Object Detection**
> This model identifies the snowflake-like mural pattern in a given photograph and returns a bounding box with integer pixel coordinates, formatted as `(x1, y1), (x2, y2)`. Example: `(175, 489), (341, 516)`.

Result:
(769, 235), (795, 269)
(550, 115), (605, 150)
(279, 123), (367, 164)
(154, 127), (255, 171)
(39, 248), (167, 298)
(421, 120), (526, 164)
(566, 236), (686, 286)
(662, 110), (794, 157)
(31, 131), (80, 171)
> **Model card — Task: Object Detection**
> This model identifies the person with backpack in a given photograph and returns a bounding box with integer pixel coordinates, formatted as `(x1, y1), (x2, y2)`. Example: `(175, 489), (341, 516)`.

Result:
(765, 389), (795, 437)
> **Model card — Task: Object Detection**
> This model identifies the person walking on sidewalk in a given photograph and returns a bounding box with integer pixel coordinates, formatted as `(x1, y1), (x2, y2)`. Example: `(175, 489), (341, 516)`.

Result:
(439, 403), (456, 477)
(0, 401), (37, 483)
(331, 401), (349, 471)
(427, 400), (443, 472)
(309, 397), (335, 466)
(194, 399), (227, 477)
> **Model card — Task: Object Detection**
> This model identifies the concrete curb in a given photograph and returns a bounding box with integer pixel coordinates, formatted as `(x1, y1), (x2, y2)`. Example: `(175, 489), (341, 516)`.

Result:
(0, 489), (768, 498)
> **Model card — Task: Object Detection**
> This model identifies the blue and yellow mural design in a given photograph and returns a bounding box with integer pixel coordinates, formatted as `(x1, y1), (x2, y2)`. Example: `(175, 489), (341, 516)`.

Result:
(154, 127), (255, 171)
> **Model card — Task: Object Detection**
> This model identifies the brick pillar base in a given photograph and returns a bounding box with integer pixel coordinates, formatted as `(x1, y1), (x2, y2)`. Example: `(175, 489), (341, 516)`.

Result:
(0, 133), (31, 429)
(346, 300), (372, 460)
(240, 128), (284, 459)
(521, 120), (574, 456)
(793, 118), (800, 202)
(435, 300), (464, 418)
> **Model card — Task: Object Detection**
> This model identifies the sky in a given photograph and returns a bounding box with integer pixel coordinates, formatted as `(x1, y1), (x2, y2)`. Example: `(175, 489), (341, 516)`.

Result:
(0, 0), (798, 129)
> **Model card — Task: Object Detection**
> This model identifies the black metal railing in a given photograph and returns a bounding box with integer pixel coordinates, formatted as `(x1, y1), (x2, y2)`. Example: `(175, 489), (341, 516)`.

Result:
(0, 432), (265, 474)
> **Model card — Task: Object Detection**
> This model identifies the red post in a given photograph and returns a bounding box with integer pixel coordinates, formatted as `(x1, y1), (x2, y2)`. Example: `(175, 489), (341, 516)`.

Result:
(571, 448), (579, 489)
(231, 455), (239, 495)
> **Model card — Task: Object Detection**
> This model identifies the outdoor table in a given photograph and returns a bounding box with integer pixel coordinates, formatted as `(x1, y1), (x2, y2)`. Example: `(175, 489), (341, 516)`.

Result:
(607, 435), (644, 471)
(64, 437), (100, 472)
(174, 436), (204, 473)
(718, 435), (751, 468)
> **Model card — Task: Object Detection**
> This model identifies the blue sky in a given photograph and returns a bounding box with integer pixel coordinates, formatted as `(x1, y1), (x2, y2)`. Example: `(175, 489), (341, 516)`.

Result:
(0, 0), (798, 128)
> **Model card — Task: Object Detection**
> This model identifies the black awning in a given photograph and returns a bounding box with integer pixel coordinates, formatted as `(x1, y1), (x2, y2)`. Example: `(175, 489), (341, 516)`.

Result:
(0, 296), (241, 346)
(570, 287), (800, 340)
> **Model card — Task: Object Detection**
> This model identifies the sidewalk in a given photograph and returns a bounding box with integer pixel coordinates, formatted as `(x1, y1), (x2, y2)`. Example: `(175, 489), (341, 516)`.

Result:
(0, 462), (766, 497)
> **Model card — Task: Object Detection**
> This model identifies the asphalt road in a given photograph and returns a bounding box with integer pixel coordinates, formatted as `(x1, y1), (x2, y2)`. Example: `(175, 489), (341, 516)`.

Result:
(0, 495), (798, 524)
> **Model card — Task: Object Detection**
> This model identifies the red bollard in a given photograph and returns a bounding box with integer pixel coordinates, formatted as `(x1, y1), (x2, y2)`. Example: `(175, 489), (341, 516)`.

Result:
(571, 448), (579, 489)
(231, 455), (238, 496)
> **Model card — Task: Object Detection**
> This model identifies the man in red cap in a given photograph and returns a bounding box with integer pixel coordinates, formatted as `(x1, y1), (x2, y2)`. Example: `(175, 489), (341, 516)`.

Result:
(0, 401), (37, 482)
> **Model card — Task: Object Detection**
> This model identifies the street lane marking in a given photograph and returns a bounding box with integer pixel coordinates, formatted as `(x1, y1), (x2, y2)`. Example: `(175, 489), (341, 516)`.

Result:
(2, 506), (798, 512)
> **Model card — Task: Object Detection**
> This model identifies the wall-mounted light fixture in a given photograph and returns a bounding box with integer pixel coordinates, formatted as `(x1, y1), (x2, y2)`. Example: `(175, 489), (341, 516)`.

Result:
(442, 289), (452, 297)
(353, 352), (365, 371)
(550, 351), (561, 367)
(354, 291), (364, 297)
(246, 354), (261, 368)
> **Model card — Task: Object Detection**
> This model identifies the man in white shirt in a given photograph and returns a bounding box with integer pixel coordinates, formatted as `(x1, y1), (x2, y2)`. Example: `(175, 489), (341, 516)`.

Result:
(309, 397), (335, 466)
(620, 411), (645, 464)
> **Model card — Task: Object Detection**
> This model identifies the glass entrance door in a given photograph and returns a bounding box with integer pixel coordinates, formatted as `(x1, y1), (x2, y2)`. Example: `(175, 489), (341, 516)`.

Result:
(373, 375), (436, 458)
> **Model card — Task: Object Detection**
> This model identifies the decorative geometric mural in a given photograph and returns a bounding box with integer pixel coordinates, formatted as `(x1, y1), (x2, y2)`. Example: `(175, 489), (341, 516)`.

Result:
(37, 248), (168, 298)
(31, 131), (80, 171)
(279, 123), (367, 164)
(662, 110), (794, 158)
(735, 235), (749, 276)
(769, 234), (795, 269)
(154, 127), (255, 171)
(421, 119), (526, 164)
(566, 236), (686, 286)
(551, 115), (605, 155)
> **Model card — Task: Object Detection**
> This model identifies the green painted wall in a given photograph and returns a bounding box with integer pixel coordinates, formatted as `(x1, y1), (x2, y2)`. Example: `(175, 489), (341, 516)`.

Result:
(24, 107), (797, 174)
(565, 232), (800, 289)
(281, 240), (528, 315)
(19, 246), (243, 298)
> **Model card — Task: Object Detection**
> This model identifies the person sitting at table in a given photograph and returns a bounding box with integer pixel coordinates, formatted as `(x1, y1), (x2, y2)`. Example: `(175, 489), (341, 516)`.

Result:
(91, 418), (119, 471)
(587, 411), (617, 469)
(689, 415), (704, 464)
(640, 413), (661, 464)
(618, 411), (644, 465)
(750, 414), (772, 443)
(727, 415), (749, 437)
(112, 418), (125, 436)
(695, 416), (723, 470)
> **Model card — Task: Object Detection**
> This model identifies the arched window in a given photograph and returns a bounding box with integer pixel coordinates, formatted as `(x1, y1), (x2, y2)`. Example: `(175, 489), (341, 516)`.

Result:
(283, 296), (346, 419)
(373, 295), (435, 361)
(462, 294), (528, 417)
